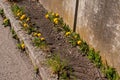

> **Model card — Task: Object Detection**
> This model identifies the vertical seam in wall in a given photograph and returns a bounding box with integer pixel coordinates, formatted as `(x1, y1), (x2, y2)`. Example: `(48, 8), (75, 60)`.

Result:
(73, 0), (79, 32)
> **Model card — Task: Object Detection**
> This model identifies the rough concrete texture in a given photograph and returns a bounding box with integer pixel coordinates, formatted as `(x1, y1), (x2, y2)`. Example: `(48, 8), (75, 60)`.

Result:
(39, 0), (120, 74)
(76, 0), (120, 74)
(0, 16), (41, 80)
(0, 0), (57, 80)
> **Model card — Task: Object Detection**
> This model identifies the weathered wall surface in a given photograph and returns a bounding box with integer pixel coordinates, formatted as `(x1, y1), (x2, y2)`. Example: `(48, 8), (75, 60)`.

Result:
(76, 0), (120, 74)
(39, 0), (120, 74)
(38, 0), (76, 29)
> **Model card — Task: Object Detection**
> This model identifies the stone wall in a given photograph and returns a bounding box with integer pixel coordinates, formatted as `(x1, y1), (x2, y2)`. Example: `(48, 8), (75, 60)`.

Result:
(39, 0), (120, 74)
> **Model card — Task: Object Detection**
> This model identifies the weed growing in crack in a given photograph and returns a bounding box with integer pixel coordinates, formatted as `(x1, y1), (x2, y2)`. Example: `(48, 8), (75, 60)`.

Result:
(62, 24), (71, 32)
(11, 28), (19, 40)
(19, 21), (37, 34)
(0, 8), (11, 27)
(34, 65), (39, 75)
(47, 54), (74, 80)
(11, 4), (48, 50)
(78, 41), (89, 55)
(87, 48), (102, 68)
(2, 18), (11, 27)
(17, 41), (25, 51)
(67, 32), (81, 47)
(11, 4), (37, 35)
(33, 37), (47, 49)
(45, 12), (64, 27)
(102, 66), (120, 80)
(0, 9), (5, 18)
(11, 3), (24, 17)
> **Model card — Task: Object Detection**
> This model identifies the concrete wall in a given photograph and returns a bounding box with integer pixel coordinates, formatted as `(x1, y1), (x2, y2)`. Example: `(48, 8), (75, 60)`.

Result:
(38, 0), (76, 29)
(39, 0), (120, 74)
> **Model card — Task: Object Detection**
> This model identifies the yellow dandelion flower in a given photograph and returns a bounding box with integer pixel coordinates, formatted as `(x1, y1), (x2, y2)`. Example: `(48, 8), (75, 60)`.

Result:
(77, 40), (82, 45)
(17, 12), (21, 16)
(20, 14), (26, 20)
(54, 20), (58, 24)
(65, 32), (71, 36)
(53, 18), (58, 22)
(26, 17), (30, 22)
(33, 32), (37, 36)
(74, 35), (78, 39)
(17, 10), (20, 13)
(21, 43), (25, 49)
(55, 13), (59, 17)
(23, 23), (28, 27)
(3, 18), (8, 23)
(37, 33), (41, 37)
(45, 14), (49, 19)
(52, 12), (55, 16)
(41, 38), (45, 41)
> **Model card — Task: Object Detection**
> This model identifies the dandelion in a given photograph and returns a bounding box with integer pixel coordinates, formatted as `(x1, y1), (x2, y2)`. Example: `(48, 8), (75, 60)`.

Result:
(52, 12), (55, 16)
(23, 23), (28, 27)
(21, 43), (25, 49)
(55, 13), (59, 17)
(33, 32), (37, 36)
(77, 40), (82, 45)
(20, 14), (26, 20)
(17, 12), (21, 16)
(26, 17), (30, 22)
(40, 37), (45, 41)
(74, 35), (78, 39)
(54, 20), (58, 24)
(53, 18), (59, 24)
(53, 18), (58, 22)
(45, 14), (49, 19)
(17, 9), (20, 13)
(65, 32), (71, 36)
(37, 33), (41, 37)
(3, 18), (8, 23)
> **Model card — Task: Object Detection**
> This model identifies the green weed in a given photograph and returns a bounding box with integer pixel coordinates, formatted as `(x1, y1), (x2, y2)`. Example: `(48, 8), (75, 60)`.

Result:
(102, 66), (120, 80)
(87, 48), (102, 68)
(11, 28), (19, 40)
(11, 3), (24, 16)
(33, 37), (47, 49)
(0, 9), (5, 17)
(34, 65), (39, 74)
(47, 54), (73, 80)
(62, 24), (71, 32)
(2, 18), (11, 27)
(17, 41), (25, 51)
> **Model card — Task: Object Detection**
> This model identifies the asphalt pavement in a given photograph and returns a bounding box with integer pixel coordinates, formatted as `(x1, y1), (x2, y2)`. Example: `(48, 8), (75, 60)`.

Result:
(0, 16), (41, 80)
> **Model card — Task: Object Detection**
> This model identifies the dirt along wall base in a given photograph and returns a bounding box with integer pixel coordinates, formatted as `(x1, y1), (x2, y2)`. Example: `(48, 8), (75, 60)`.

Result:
(39, 0), (120, 75)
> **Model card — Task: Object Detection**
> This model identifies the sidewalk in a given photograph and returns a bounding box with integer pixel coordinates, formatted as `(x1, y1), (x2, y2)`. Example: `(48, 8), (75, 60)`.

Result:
(0, 16), (41, 80)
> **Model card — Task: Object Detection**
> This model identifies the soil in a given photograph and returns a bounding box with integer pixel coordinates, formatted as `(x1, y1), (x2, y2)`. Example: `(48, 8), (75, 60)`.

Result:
(15, 0), (107, 80)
